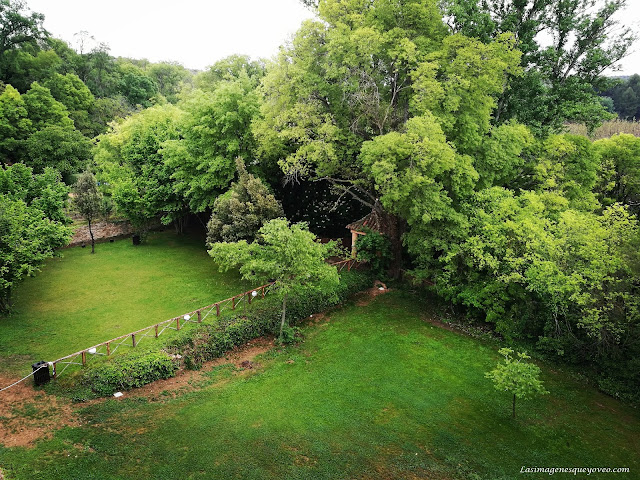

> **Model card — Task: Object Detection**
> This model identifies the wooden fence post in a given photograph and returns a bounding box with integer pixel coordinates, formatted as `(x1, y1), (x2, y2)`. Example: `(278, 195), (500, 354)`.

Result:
(81, 351), (86, 366)
(176, 317), (181, 331)
(197, 310), (202, 323)
(248, 292), (252, 305)
(53, 362), (57, 379)
(216, 303), (220, 316)
(262, 286), (265, 298)
(232, 296), (236, 310)
(155, 325), (159, 338)
(107, 342), (111, 356)
(132, 333), (136, 347)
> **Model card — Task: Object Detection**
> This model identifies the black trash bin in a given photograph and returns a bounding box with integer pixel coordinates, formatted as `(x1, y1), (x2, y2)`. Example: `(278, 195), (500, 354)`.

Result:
(32, 361), (50, 386)
(132, 234), (141, 245)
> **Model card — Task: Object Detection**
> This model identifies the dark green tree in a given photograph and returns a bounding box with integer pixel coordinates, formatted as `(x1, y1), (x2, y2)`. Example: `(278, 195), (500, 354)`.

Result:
(206, 158), (284, 245)
(0, 0), (48, 80)
(72, 170), (102, 253)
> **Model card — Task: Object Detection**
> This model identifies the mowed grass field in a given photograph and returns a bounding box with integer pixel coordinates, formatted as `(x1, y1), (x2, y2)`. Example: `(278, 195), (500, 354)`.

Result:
(1, 292), (638, 479)
(0, 231), (248, 373)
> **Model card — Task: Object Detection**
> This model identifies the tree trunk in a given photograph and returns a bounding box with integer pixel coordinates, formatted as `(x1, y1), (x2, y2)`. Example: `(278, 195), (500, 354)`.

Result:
(279, 294), (288, 341)
(512, 394), (516, 418)
(88, 218), (95, 254)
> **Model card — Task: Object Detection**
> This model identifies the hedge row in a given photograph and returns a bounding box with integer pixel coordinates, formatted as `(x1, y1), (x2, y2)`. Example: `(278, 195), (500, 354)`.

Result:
(81, 270), (372, 395)
(81, 351), (178, 396)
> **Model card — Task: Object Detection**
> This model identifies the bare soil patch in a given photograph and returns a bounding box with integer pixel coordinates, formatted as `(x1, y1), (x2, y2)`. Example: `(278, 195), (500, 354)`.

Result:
(0, 374), (79, 448)
(355, 281), (390, 306)
(116, 336), (275, 401)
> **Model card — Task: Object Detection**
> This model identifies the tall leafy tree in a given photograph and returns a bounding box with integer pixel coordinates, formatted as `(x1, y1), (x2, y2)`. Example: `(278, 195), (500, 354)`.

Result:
(95, 104), (184, 238)
(441, 0), (636, 133)
(72, 170), (102, 253)
(163, 72), (261, 213)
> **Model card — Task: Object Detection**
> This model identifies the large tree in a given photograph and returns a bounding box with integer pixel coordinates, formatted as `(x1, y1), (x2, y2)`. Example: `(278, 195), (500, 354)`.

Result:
(440, 0), (636, 133)
(0, 164), (71, 312)
(95, 104), (184, 238)
(163, 72), (261, 213)
(0, 0), (48, 80)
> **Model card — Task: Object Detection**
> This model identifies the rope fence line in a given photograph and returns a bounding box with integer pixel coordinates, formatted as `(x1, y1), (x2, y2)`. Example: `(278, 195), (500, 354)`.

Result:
(1, 256), (361, 391)
(49, 281), (278, 379)
(0, 365), (48, 393)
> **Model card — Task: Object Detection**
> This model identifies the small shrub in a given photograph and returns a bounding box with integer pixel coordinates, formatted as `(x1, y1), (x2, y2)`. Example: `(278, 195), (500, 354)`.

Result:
(277, 325), (302, 345)
(82, 351), (178, 396)
(355, 230), (392, 278)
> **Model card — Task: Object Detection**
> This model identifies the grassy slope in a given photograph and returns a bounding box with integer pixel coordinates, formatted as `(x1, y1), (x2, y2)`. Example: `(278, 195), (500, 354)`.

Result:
(0, 231), (248, 372)
(1, 291), (637, 479)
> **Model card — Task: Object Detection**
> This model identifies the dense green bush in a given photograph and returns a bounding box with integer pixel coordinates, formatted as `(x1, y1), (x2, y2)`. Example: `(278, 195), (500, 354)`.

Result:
(82, 351), (178, 396)
(355, 230), (392, 278)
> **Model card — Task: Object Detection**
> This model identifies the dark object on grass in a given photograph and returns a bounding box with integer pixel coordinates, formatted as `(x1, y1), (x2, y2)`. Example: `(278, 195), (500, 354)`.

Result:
(110, 239), (114, 243)
(132, 234), (141, 245)
(81, 244), (86, 248)
(32, 361), (50, 386)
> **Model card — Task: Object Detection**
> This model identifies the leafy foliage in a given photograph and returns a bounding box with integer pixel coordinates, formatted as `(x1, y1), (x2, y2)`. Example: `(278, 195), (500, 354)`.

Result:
(95, 104), (183, 238)
(82, 351), (178, 396)
(485, 348), (548, 418)
(209, 218), (340, 339)
(206, 158), (283, 244)
(0, 164), (71, 312)
(442, 0), (634, 133)
(355, 229), (392, 278)
(163, 73), (261, 212)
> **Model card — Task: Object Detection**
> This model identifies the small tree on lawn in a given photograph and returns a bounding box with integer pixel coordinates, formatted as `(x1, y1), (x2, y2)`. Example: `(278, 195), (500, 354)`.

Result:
(485, 348), (548, 418)
(209, 218), (339, 341)
(73, 170), (102, 253)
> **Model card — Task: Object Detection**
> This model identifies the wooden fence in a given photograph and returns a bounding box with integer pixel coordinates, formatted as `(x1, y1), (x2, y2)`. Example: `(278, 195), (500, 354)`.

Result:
(49, 257), (362, 379)
(50, 282), (277, 378)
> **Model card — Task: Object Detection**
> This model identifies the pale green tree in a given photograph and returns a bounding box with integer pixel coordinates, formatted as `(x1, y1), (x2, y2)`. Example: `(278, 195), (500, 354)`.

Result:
(486, 348), (548, 418)
(209, 218), (339, 340)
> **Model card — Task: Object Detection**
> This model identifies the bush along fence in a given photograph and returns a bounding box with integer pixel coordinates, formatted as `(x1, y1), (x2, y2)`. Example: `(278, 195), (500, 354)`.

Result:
(81, 269), (372, 396)
(50, 282), (278, 379)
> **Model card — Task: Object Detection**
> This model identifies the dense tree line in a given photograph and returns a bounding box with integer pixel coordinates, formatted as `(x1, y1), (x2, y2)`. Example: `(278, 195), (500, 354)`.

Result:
(2, 0), (640, 398)
(604, 74), (640, 120)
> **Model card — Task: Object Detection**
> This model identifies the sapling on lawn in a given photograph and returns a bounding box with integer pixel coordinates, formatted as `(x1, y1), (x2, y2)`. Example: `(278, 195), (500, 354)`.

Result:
(486, 348), (548, 418)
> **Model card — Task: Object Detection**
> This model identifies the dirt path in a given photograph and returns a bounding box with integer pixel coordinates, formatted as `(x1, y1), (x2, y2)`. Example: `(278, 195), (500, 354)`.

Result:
(0, 374), (79, 448)
(0, 337), (275, 448)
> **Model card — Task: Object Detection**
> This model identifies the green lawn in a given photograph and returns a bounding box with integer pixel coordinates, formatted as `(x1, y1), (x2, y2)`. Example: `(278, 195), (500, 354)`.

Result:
(0, 231), (249, 373)
(1, 291), (637, 479)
